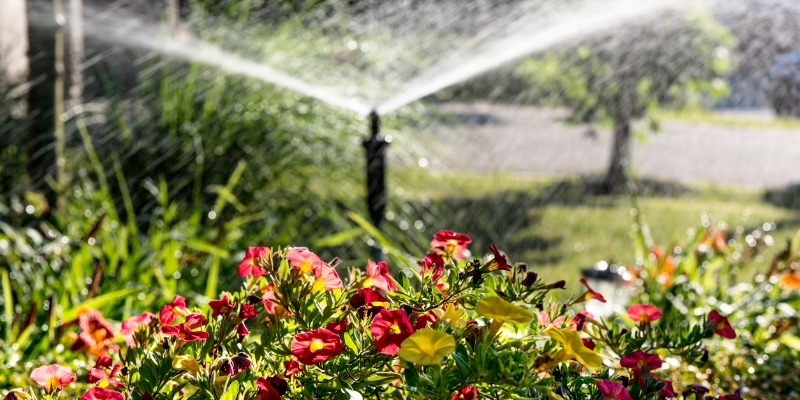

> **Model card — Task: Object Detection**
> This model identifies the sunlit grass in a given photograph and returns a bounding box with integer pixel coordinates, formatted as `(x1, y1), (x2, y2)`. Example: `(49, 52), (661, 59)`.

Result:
(390, 167), (799, 283)
(654, 107), (800, 129)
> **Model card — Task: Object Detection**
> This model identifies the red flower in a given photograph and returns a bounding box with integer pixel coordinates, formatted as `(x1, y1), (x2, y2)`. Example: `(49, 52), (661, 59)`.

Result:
(30, 364), (75, 394)
(72, 308), (118, 356)
(430, 230), (472, 259)
(596, 380), (632, 400)
(325, 317), (349, 334)
(413, 310), (438, 330)
(220, 353), (252, 377)
(708, 310), (736, 339)
(291, 328), (344, 365)
(370, 309), (414, 355)
(184, 313), (207, 329)
(238, 247), (269, 277)
(256, 376), (288, 400)
(418, 252), (445, 281)
(484, 244), (510, 271)
(626, 304), (662, 323)
(576, 278), (606, 303)
(363, 260), (398, 292)
(311, 262), (343, 291)
(161, 323), (209, 342)
(581, 338), (596, 350)
(451, 386), (477, 400)
(120, 312), (155, 347)
(620, 350), (662, 385)
(79, 387), (123, 400)
(159, 295), (187, 325)
(569, 310), (595, 331)
(236, 322), (250, 336)
(350, 288), (389, 316)
(286, 247), (322, 274)
(87, 358), (123, 389)
(209, 294), (236, 318)
(240, 304), (257, 319)
(654, 376), (676, 398)
(283, 359), (303, 378)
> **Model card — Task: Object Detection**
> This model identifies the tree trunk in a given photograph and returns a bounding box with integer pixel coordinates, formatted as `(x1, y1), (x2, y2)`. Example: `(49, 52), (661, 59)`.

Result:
(67, 0), (83, 109)
(603, 81), (634, 195)
(604, 113), (631, 194)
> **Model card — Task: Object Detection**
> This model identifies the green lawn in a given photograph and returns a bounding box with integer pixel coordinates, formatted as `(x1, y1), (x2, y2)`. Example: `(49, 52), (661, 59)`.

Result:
(389, 168), (800, 283)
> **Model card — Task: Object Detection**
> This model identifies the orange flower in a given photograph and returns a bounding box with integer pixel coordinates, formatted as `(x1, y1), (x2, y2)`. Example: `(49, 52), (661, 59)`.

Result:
(72, 308), (118, 356)
(30, 364), (75, 394)
(779, 271), (800, 289)
(291, 328), (344, 365)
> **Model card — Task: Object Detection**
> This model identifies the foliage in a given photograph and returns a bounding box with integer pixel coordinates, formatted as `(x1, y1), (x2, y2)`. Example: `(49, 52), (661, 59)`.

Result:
(626, 207), (800, 399)
(2, 230), (745, 399)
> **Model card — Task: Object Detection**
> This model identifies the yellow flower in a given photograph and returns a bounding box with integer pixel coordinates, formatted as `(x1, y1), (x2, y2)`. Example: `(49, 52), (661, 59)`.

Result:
(432, 303), (467, 329)
(172, 355), (202, 375)
(476, 296), (534, 324)
(544, 326), (602, 371)
(398, 328), (456, 365)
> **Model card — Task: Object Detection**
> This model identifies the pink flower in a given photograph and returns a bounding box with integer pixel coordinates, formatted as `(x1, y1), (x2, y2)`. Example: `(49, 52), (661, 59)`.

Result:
(159, 295), (187, 325)
(620, 350), (662, 385)
(596, 380), (632, 400)
(430, 230), (472, 259)
(161, 323), (209, 342)
(238, 247), (269, 277)
(240, 304), (257, 319)
(30, 364), (75, 394)
(286, 247), (322, 274)
(363, 260), (398, 292)
(569, 310), (595, 331)
(310, 262), (343, 291)
(120, 312), (156, 347)
(261, 285), (285, 316)
(626, 304), (662, 323)
(184, 313), (207, 329)
(209, 294), (236, 318)
(709, 310), (736, 339)
(79, 387), (123, 400)
(450, 386), (477, 400)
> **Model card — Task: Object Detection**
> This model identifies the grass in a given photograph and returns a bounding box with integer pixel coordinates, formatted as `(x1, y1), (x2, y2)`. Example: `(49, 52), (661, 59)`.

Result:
(389, 167), (800, 284)
(653, 107), (800, 130)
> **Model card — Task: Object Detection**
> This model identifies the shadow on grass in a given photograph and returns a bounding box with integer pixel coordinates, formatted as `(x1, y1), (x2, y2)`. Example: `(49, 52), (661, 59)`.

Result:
(763, 183), (800, 210)
(398, 176), (692, 268)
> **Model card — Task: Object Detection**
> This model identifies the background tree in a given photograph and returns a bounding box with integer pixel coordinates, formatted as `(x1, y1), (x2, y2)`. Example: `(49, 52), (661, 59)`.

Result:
(521, 10), (732, 194)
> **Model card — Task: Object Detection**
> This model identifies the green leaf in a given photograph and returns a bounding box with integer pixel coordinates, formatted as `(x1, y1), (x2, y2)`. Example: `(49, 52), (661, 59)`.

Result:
(403, 365), (419, 387)
(343, 332), (359, 354)
(313, 228), (364, 248)
(220, 380), (239, 400)
(779, 334), (800, 350)
(365, 372), (402, 385)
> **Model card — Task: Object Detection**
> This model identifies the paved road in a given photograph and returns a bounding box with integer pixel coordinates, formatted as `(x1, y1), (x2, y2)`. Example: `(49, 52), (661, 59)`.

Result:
(423, 103), (800, 189)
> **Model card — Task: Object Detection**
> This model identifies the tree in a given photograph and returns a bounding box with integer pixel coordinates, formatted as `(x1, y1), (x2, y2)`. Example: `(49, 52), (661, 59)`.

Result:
(521, 10), (732, 193)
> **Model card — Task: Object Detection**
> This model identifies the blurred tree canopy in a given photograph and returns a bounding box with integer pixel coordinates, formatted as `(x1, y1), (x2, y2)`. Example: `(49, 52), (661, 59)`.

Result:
(521, 9), (733, 193)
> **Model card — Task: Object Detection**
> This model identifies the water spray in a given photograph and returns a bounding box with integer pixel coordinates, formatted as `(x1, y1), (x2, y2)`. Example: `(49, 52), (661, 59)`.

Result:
(362, 110), (388, 260)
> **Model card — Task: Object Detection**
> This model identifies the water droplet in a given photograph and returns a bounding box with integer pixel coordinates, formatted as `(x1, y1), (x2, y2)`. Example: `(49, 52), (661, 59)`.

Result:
(208, 211), (217, 220)
(25, 205), (34, 214)
(414, 220), (424, 230)
(173, 271), (181, 279)
(87, 237), (96, 246)
(347, 40), (358, 50)
(138, 292), (146, 301)
(418, 158), (429, 168)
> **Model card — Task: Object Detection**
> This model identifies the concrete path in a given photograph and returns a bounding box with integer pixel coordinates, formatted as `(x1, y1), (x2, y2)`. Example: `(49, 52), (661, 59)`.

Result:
(424, 103), (800, 188)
